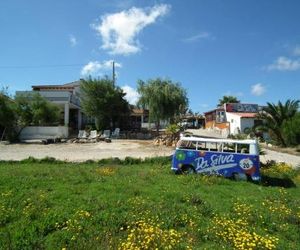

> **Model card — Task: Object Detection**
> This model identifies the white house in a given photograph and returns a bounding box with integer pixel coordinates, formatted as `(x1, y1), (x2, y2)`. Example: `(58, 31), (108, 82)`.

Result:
(17, 81), (84, 130)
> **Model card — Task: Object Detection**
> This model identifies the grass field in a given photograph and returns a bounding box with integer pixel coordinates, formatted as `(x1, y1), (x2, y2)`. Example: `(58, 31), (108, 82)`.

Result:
(0, 157), (300, 249)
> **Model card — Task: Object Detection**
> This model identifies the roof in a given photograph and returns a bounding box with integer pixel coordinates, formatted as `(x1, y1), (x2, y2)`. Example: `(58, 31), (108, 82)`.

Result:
(32, 80), (81, 90)
(227, 112), (257, 118)
(131, 108), (149, 115)
(179, 135), (258, 145)
(204, 108), (225, 115)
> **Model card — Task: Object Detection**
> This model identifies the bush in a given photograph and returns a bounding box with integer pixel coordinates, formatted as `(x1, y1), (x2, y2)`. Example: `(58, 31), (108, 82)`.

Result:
(281, 113), (300, 146)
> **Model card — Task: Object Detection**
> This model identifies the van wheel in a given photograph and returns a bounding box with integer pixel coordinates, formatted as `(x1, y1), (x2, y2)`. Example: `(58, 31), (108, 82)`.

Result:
(233, 173), (239, 181)
(233, 173), (247, 181)
(181, 165), (195, 175)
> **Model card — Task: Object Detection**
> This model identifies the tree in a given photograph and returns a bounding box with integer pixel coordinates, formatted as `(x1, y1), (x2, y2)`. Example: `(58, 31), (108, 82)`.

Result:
(15, 93), (60, 127)
(137, 78), (188, 134)
(0, 89), (16, 140)
(257, 99), (300, 146)
(218, 95), (240, 107)
(80, 77), (130, 130)
(281, 112), (300, 146)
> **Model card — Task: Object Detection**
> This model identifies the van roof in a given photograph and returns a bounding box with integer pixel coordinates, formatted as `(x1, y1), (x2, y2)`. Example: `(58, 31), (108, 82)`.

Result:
(179, 136), (257, 145)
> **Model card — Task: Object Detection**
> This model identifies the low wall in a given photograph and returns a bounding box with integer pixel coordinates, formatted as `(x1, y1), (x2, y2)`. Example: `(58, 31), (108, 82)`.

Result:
(19, 126), (69, 140)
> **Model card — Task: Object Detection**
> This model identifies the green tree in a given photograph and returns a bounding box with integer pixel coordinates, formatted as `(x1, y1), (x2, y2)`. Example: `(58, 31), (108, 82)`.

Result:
(281, 112), (300, 146)
(0, 89), (16, 140)
(257, 99), (300, 146)
(137, 78), (188, 134)
(218, 95), (240, 107)
(15, 93), (60, 127)
(80, 77), (130, 130)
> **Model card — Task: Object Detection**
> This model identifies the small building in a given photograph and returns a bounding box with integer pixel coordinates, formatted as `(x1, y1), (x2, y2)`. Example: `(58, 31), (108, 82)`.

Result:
(179, 114), (205, 129)
(129, 107), (168, 130)
(204, 103), (262, 135)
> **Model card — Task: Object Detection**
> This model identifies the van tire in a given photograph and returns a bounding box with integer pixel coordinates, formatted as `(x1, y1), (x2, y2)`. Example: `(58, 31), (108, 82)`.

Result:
(181, 165), (195, 175)
(233, 173), (247, 181)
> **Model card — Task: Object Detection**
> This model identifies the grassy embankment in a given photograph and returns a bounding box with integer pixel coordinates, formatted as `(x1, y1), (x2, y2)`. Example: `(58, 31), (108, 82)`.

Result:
(0, 157), (299, 249)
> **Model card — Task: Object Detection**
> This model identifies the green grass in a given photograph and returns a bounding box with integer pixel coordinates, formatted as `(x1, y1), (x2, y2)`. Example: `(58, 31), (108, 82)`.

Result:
(0, 157), (299, 249)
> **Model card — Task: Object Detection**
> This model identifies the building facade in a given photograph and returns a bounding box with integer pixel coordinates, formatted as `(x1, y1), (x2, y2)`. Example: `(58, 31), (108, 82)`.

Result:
(204, 103), (262, 135)
(17, 81), (84, 130)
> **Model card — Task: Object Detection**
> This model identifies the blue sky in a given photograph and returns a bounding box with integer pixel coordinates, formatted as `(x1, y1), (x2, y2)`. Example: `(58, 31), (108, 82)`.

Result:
(0, 0), (299, 113)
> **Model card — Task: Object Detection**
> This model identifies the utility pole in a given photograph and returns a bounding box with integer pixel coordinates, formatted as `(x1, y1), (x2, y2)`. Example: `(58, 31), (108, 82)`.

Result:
(112, 61), (115, 87)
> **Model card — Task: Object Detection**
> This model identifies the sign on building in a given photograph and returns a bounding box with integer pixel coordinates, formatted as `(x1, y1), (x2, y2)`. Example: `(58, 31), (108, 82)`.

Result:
(225, 103), (258, 113)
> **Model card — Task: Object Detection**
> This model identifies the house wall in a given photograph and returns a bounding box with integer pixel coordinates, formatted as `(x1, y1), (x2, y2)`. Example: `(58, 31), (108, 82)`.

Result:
(141, 120), (168, 129)
(19, 126), (69, 140)
(226, 113), (241, 134)
(205, 120), (229, 130)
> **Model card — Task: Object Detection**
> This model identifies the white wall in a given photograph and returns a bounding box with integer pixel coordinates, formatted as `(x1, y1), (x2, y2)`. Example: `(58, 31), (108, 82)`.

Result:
(225, 113), (241, 134)
(19, 126), (69, 140)
(141, 120), (169, 129)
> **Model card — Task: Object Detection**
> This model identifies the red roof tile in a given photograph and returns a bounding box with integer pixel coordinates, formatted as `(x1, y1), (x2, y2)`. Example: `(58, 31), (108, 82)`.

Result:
(227, 112), (257, 118)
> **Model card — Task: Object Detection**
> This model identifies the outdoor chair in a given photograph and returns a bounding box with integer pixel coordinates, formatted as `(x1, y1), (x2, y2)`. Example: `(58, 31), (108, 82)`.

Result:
(78, 130), (88, 139)
(100, 130), (111, 139)
(111, 128), (120, 138)
(88, 130), (98, 140)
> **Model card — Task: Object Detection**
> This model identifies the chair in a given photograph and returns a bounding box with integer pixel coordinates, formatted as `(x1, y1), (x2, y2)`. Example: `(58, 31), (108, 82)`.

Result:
(78, 130), (88, 139)
(89, 130), (98, 139)
(111, 128), (120, 138)
(100, 130), (111, 139)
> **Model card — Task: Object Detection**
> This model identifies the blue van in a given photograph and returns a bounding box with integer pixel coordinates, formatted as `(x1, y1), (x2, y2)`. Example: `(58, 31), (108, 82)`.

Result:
(172, 136), (260, 181)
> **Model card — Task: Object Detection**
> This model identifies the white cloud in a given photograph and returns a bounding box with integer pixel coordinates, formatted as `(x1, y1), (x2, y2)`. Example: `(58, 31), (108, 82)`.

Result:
(224, 91), (244, 97)
(81, 60), (122, 76)
(183, 32), (214, 43)
(121, 85), (140, 104)
(92, 4), (170, 55)
(293, 46), (300, 56)
(266, 56), (300, 71)
(251, 83), (266, 96)
(69, 34), (77, 47)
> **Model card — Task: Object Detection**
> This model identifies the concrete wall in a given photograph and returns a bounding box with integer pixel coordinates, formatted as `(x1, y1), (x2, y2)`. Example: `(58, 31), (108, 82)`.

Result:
(226, 113), (241, 134)
(19, 126), (69, 140)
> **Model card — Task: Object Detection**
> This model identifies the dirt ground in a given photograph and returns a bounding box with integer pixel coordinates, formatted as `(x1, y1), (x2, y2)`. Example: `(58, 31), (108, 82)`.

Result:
(1, 135), (300, 168)
(0, 140), (174, 162)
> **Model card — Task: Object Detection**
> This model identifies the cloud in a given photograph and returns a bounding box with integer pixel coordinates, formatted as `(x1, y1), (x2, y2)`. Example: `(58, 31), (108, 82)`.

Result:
(224, 91), (244, 97)
(69, 34), (77, 47)
(183, 32), (214, 43)
(293, 46), (300, 56)
(92, 4), (170, 55)
(266, 56), (300, 71)
(81, 60), (122, 76)
(121, 85), (140, 104)
(251, 83), (266, 96)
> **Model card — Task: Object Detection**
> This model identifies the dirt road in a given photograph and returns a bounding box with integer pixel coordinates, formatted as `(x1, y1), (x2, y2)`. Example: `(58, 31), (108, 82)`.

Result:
(1, 131), (300, 168)
(0, 140), (174, 162)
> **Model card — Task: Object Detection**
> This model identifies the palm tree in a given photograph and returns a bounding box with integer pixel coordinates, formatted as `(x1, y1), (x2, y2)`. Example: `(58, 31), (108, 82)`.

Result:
(218, 95), (240, 107)
(257, 99), (299, 146)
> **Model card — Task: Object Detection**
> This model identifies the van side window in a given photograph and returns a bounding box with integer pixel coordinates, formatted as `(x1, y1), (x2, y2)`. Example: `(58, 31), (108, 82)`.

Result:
(237, 144), (250, 154)
(223, 143), (236, 153)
